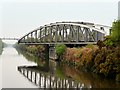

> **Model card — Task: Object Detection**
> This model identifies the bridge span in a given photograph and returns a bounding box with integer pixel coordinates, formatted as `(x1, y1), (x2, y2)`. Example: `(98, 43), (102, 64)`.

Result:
(18, 21), (110, 45)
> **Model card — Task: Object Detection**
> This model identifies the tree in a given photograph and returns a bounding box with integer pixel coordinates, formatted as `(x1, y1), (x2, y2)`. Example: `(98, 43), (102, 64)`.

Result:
(55, 44), (66, 60)
(111, 20), (120, 44)
(104, 20), (120, 46)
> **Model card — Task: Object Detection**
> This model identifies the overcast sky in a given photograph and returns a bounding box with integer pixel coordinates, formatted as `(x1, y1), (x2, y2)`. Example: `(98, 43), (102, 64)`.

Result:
(0, 0), (119, 39)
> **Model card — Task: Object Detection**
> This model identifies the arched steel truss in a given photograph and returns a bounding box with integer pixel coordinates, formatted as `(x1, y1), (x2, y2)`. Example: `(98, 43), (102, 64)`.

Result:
(18, 22), (110, 44)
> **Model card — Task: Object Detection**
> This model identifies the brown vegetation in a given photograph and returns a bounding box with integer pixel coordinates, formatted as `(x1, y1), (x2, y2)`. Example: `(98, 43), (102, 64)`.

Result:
(62, 44), (120, 81)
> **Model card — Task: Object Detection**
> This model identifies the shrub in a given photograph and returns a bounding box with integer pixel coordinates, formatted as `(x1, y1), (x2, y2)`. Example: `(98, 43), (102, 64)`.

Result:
(94, 47), (107, 66)
(97, 40), (105, 49)
(63, 48), (77, 62)
(111, 20), (120, 43)
(26, 45), (38, 54)
(36, 45), (45, 53)
(116, 73), (120, 82)
(55, 44), (66, 59)
(85, 44), (95, 49)
(93, 45), (120, 79)
(63, 45), (98, 70)
(99, 62), (109, 77)
(62, 42), (120, 81)
(104, 38), (114, 46)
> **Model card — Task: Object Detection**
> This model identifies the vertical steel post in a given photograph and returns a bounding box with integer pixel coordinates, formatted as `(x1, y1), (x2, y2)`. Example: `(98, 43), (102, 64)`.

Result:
(44, 74), (46, 88)
(55, 25), (58, 43)
(39, 73), (41, 87)
(34, 72), (37, 84)
(35, 30), (37, 42)
(44, 27), (47, 42)
(31, 70), (32, 82)
(50, 75), (51, 88)
(62, 25), (65, 42)
(31, 32), (33, 43)
(76, 26), (79, 42)
(50, 26), (53, 42)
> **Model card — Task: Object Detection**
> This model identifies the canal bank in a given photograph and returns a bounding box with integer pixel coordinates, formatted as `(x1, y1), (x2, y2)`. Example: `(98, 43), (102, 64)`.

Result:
(14, 44), (120, 88)
(61, 44), (120, 81)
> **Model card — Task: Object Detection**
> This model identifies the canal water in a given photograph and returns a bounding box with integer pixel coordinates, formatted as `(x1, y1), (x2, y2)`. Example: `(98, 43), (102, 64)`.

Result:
(1, 46), (120, 88)
(1, 46), (37, 88)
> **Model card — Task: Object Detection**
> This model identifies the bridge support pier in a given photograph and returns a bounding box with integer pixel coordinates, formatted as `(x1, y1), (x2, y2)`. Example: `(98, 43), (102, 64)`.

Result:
(43, 44), (49, 71)
(44, 44), (49, 60)
(49, 45), (58, 60)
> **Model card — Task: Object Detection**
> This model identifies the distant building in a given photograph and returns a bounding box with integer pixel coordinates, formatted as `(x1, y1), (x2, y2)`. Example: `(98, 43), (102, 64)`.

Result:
(118, 1), (120, 20)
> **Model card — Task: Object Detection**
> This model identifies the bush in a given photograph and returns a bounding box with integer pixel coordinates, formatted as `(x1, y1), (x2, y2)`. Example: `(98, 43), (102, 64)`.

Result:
(63, 45), (120, 78)
(104, 38), (114, 46)
(116, 73), (120, 82)
(93, 45), (120, 79)
(55, 44), (66, 59)
(111, 20), (120, 43)
(26, 45), (38, 54)
(63, 45), (98, 70)
(61, 37), (120, 81)
(97, 40), (105, 49)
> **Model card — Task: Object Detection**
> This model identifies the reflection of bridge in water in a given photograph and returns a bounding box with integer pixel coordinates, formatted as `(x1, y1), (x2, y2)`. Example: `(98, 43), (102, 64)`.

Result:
(18, 66), (91, 89)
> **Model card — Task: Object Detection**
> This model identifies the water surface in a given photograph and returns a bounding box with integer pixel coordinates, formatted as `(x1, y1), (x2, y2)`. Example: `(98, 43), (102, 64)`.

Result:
(2, 46), (37, 88)
(1, 46), (120, 88)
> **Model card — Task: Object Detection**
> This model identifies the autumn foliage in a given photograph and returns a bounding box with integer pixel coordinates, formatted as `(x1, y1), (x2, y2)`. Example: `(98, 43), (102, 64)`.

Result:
(62, 44), (120, 81)
(63, 45), (98, 68)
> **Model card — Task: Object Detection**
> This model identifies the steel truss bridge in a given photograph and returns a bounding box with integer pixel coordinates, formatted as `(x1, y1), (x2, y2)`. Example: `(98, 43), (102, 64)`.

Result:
(18, 21), (110, 45)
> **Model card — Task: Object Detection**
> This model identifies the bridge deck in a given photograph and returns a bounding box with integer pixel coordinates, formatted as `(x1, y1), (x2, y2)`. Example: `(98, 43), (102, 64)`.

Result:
(18, 42), (97, 45)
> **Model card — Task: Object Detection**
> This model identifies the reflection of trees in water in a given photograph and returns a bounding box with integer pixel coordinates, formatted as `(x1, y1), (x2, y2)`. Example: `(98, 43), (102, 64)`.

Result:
(18, 65), (120, 89)
(15, 47), (120, 88)
(60, 64), (120, 88)
(15, 47), (49, 71)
